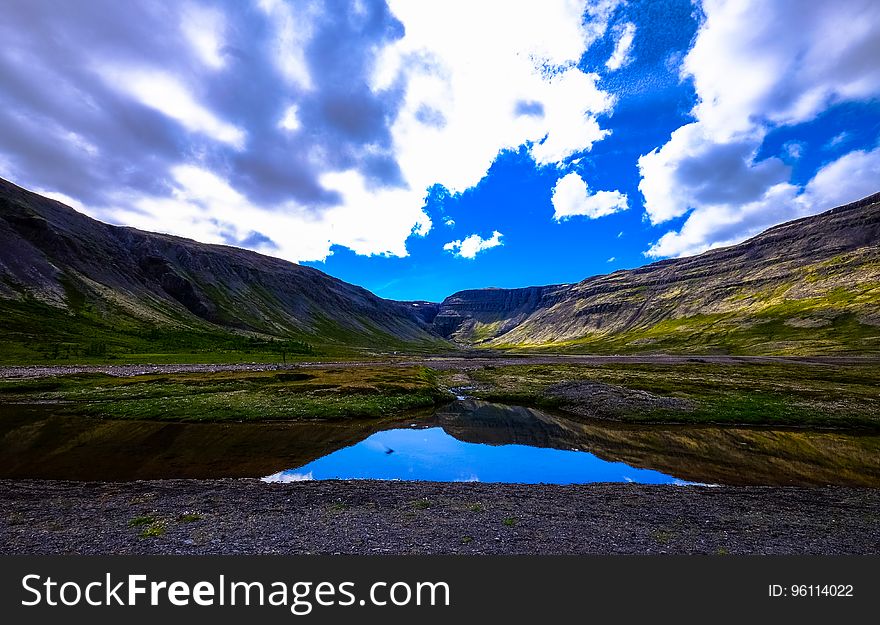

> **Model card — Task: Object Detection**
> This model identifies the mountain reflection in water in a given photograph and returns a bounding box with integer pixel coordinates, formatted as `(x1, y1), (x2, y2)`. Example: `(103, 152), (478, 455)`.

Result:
(1, 400), (878, 485)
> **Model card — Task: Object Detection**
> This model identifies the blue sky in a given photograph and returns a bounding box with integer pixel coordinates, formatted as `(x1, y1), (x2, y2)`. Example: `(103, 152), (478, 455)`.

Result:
(0, 0), (878, 302)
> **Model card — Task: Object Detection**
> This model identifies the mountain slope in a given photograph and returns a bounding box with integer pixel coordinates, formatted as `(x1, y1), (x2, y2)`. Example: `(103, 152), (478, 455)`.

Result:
(433, 193), (880, 355)
(0, 177), (445, 361)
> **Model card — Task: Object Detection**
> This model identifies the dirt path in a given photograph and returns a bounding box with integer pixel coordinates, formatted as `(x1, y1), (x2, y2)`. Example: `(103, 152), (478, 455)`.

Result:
(1, 480), (877, 555)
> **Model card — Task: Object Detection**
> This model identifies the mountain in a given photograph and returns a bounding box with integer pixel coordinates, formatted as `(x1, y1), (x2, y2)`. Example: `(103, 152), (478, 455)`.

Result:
(0, 177), (445, 361)
(433, 193), (880, 355)
(3, 176), (879, 362)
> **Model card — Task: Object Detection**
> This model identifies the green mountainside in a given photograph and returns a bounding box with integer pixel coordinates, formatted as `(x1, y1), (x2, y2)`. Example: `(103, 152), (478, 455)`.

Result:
(2, 176), (878, 363)
(432, 193), (880, 355)
(0, 178), (445, 363)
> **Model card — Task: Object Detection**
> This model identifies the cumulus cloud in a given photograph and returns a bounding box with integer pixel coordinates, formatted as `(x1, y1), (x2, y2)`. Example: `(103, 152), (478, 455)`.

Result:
(646, 146), (880, 258)
(640, 0), (880, 258)
(374, 0), (619, 191)
(605, 22), (636, 71)
(783, 141), (804, 160)
(0, 0), (623, 263)
(443, 231), (504, 259)
(551, 172), (628, 221)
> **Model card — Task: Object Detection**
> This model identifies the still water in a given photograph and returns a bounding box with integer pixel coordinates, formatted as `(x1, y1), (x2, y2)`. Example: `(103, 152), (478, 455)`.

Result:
(1, 400), (878, 486)
(263, 426), (693, 484)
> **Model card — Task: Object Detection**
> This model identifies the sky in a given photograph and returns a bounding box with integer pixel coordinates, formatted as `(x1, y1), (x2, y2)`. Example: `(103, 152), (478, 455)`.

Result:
(0, 0), (878, 302)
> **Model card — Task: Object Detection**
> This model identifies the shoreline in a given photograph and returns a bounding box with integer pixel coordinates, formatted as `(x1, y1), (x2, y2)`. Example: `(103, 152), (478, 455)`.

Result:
(3, 354), (880, 380)
(1, 479), (878, 555)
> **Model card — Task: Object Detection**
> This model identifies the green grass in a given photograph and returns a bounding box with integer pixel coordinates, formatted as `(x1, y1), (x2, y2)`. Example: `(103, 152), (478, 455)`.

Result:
(0, 297), (451, 365)
(139, 523), (166, 539)
(492, 279), (880, 356)
(128, 515), (156, 527)
(463, 361), (880, 428)
(4, 360), (878, 428)
(498, 312), (880, 356)
(0, 366), (453, 422)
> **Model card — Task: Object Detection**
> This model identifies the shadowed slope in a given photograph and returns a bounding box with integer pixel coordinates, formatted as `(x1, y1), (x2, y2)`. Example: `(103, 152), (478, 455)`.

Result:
(0, 177), (446, 361)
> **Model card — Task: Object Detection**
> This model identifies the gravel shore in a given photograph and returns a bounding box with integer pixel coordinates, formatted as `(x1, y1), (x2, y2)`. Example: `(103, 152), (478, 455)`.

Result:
(1, 479), (877, 555)
(3, 354), (878, 379)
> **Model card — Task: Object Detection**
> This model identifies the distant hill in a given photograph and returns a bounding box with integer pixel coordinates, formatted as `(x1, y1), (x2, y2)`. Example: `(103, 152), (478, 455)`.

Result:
(432, 193), (880, 355)
(3, 176), (879, 363)
(0, 177), (445, 362)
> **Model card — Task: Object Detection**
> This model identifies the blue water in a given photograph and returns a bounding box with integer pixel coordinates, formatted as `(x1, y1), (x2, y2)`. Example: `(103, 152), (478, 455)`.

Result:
(263, 426), (692, 485)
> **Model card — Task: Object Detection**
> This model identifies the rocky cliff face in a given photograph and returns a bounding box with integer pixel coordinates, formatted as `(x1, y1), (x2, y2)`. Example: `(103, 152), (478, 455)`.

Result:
(0, 177), (445, 351)
(433, 192), (880, 354)
(431, 286), (567, 340)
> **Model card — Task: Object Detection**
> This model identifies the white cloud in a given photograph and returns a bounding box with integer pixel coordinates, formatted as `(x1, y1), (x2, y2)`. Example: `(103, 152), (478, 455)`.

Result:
(798, 146), (880, 211)
(605, 22), (635, 71)
(826, 132), (851, 149)
(443, 230), (503, 259)
(257, 0), (316, 90)
(528, 70), (615, 166)
(100, 68), (246, 149)
(607, 256), (615, 262)
(639, 123), (791, 225)
(181, 4), (227, 70)
(645, 146), (880, 258)
(374, 0), (619, 200)
(783, 141), (804, 160)
(684, 0), (880, 141)
(551, 172), (628, 220)
(278, 104), (301, 131)
(0, 0), (625, 265)
(262, 471), (314, 483)
(640, 0), (880, 258)
(105, 164), (433, 263)
(112, 0), (621, 262)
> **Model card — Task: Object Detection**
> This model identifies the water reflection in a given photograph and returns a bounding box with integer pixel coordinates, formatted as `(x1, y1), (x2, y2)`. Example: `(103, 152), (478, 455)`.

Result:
(263, 426), (694, 484)
(1, 400), (878, 485)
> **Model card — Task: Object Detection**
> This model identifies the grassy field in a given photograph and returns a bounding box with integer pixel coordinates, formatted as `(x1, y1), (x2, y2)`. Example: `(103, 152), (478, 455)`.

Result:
(449, 361), (880, 429)
(0, 366), (453, 422)
(2, 359), (878, 428)
(0, 298), (452, 365)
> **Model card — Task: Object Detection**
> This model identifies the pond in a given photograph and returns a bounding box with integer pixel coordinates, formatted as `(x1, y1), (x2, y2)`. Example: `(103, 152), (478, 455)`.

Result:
(1, 399), (878, 486)
(262, 426), (693, 484)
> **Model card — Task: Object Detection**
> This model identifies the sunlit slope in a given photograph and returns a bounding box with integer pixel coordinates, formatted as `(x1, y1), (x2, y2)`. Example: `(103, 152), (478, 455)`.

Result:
(434, 193), (880, 354)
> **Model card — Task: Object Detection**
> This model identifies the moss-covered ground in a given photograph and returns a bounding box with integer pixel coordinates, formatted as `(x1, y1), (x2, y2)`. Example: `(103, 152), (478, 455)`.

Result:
(2, 359), (877, 428)
(0, 366), (452, 422)
(449, 361), (880, 428)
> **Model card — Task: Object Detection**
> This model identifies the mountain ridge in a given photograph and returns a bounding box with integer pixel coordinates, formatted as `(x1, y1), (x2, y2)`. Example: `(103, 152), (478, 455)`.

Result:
(0, 177), (445, 360)
(431, 191), (880, 354)
(2, 175), (879, 360)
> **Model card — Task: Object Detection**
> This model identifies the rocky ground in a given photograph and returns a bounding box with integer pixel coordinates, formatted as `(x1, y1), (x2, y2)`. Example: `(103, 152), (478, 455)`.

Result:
(2, 354), (878, 380)
(546, 380), (697, 418)
(1, 479), (877, 555)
